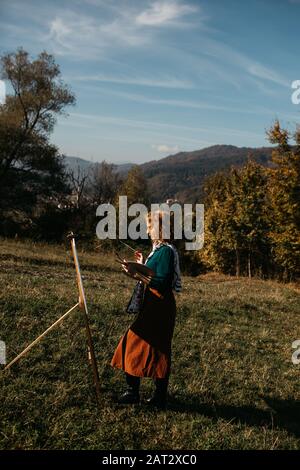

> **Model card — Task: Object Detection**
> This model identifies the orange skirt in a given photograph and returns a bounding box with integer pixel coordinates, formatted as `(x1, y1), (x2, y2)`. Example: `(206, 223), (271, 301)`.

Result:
(111, 288), (176, 379)
(111, 328), (170, 378)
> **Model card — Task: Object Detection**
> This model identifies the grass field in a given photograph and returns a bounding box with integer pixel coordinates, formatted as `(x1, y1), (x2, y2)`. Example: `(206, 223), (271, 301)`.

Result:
(0, 237), (300, 450)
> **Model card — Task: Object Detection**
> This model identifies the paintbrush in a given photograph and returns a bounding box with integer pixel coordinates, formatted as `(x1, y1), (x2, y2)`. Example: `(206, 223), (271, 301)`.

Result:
(116, 242), (164, 299)
(118, 239), (137, 252)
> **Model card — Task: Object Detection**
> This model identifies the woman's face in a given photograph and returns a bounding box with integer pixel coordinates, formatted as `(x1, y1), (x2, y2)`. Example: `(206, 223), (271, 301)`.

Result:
(147, 217), (163, 243)
(146, 217), (153, 239)
(147, 216), (159, 241)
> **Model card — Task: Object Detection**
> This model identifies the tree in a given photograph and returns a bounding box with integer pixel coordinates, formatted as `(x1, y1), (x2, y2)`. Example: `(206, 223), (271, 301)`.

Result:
(201, 171), (236, 273)
(68, 165), (90, 210)
(0, 48), (75, 236)
(266, 120), (300, 280)
(202, 159), (270, 277)
(231, 159), (270, 278)
(118, 165), (149, 206)
(89, 161), (121, 205)
(0, 48), (75, 180)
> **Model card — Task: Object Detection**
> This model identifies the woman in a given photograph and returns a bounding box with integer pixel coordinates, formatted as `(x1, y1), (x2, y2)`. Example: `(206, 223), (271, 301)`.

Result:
(110, 210), (182, 409)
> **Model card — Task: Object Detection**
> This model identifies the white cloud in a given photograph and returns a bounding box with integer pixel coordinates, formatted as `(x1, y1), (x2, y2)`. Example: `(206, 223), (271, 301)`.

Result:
(73, 73), (194, 89)
(50, 17), (71, 41)
(62, 112), (214, 146)
(67, 112), (263, 140)
(247, 63), (288, 87)
(85, 85), (272, 115)
(201, 38), (289, 87)
(152, 144), (180, 153)
(46, 11), (150, 59)
(136, 1), (197, 26)
(44, 1), (198, 59)
(60, 112), (264, 149)
(2, 0), (288, 95)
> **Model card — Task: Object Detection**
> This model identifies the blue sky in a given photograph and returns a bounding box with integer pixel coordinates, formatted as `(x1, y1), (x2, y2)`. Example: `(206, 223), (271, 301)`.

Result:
(1, 0), (300, 163)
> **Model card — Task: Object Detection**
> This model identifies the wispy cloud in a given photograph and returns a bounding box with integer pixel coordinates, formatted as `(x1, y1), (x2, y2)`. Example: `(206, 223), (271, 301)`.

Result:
(50, 17), (71, 41)
(43, 1), (199, 59)
(73, 73), (194, 89)
(59, 111), (268, 153)
(247, 63), (288, 87)
(66, 112), (264, 141)
(2, 0), (292, 159)
(5, 0), (285, 94)
(62, 112), (214, 147)
(2, 0), (289, 93)
(152, 144), (180, 153)
(83, 85), (273, 115)
(45, 12), (145, 59)
(201, 38), (289, 87)
(136, 0), (197, 26)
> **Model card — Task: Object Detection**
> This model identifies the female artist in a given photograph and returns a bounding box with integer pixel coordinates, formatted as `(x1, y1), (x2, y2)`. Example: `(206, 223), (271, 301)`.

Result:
(110, 210), (181, 409)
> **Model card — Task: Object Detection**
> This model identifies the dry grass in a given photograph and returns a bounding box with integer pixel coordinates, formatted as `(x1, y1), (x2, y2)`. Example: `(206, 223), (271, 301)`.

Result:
(0, 237), (300, 450)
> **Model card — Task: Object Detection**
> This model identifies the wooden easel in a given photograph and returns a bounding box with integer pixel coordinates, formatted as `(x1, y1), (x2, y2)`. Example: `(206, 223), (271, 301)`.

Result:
(3, 234), (101, 406)
(69, 233), (101, 405)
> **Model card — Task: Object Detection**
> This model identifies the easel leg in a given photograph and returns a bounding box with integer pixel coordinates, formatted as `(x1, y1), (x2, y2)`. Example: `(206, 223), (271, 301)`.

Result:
(3, 303), (80, 371)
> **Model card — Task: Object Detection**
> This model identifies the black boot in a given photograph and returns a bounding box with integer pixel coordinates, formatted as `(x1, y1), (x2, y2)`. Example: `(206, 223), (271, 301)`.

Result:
(145, 377), (169, 409)
(118, 373), (140, 404)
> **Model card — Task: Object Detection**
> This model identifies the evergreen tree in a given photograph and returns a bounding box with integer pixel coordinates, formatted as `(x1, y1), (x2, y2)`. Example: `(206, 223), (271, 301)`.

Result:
(202, 159), (270, 277)
(266, 120), (300, 280)
(232, 159), (270, 278)
(118, 165), (149, 206)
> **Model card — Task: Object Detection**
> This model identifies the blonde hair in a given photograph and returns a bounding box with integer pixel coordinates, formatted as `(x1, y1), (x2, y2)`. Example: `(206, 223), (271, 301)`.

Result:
(146, 210), (175, 243)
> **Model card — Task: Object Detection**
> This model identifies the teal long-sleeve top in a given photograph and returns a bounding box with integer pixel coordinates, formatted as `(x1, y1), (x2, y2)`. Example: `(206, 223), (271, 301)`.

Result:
(145, 244), (174, 295)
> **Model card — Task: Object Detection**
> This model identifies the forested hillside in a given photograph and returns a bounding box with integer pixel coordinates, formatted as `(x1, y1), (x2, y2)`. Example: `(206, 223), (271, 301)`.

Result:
(65, 145), (273, 203)
(140, 145), (273, 202)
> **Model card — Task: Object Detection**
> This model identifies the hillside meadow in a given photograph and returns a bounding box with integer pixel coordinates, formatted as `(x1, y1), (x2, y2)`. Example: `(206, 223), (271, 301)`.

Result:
(0, 238), (300, 450)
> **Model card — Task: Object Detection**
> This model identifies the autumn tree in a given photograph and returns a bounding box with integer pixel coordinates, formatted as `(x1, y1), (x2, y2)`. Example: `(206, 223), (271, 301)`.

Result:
(0, 48), (75, 235)
(231, 159), (270, 277)
(118, 165), (149, 206)
(89, 161), (122, 205)
(202, 159), (270, 277)
(68, 165), (90, 210)
(201, 171), (236, 273)
(266, 120), (300, 280)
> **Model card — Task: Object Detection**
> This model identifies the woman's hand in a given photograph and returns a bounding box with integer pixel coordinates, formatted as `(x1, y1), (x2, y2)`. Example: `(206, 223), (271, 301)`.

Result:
(121, 260), (137, 279)
(134, 250), (143, 264)
(121, 259), (151, 285)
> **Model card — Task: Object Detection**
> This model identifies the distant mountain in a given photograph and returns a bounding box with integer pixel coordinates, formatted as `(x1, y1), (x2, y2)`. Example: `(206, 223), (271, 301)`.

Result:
(114, 162), (135, 174)
(63, 156), (93, 173)
(141, 145), (273, 202)
(63, 145), (274, 203)
(63, 156), (134, 174)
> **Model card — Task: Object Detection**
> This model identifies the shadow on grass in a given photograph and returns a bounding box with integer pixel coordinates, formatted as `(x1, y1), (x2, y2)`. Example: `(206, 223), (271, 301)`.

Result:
(100, 385), (300, 439)
(0, 253), (116, 273)
(165, 394), (300, 438)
